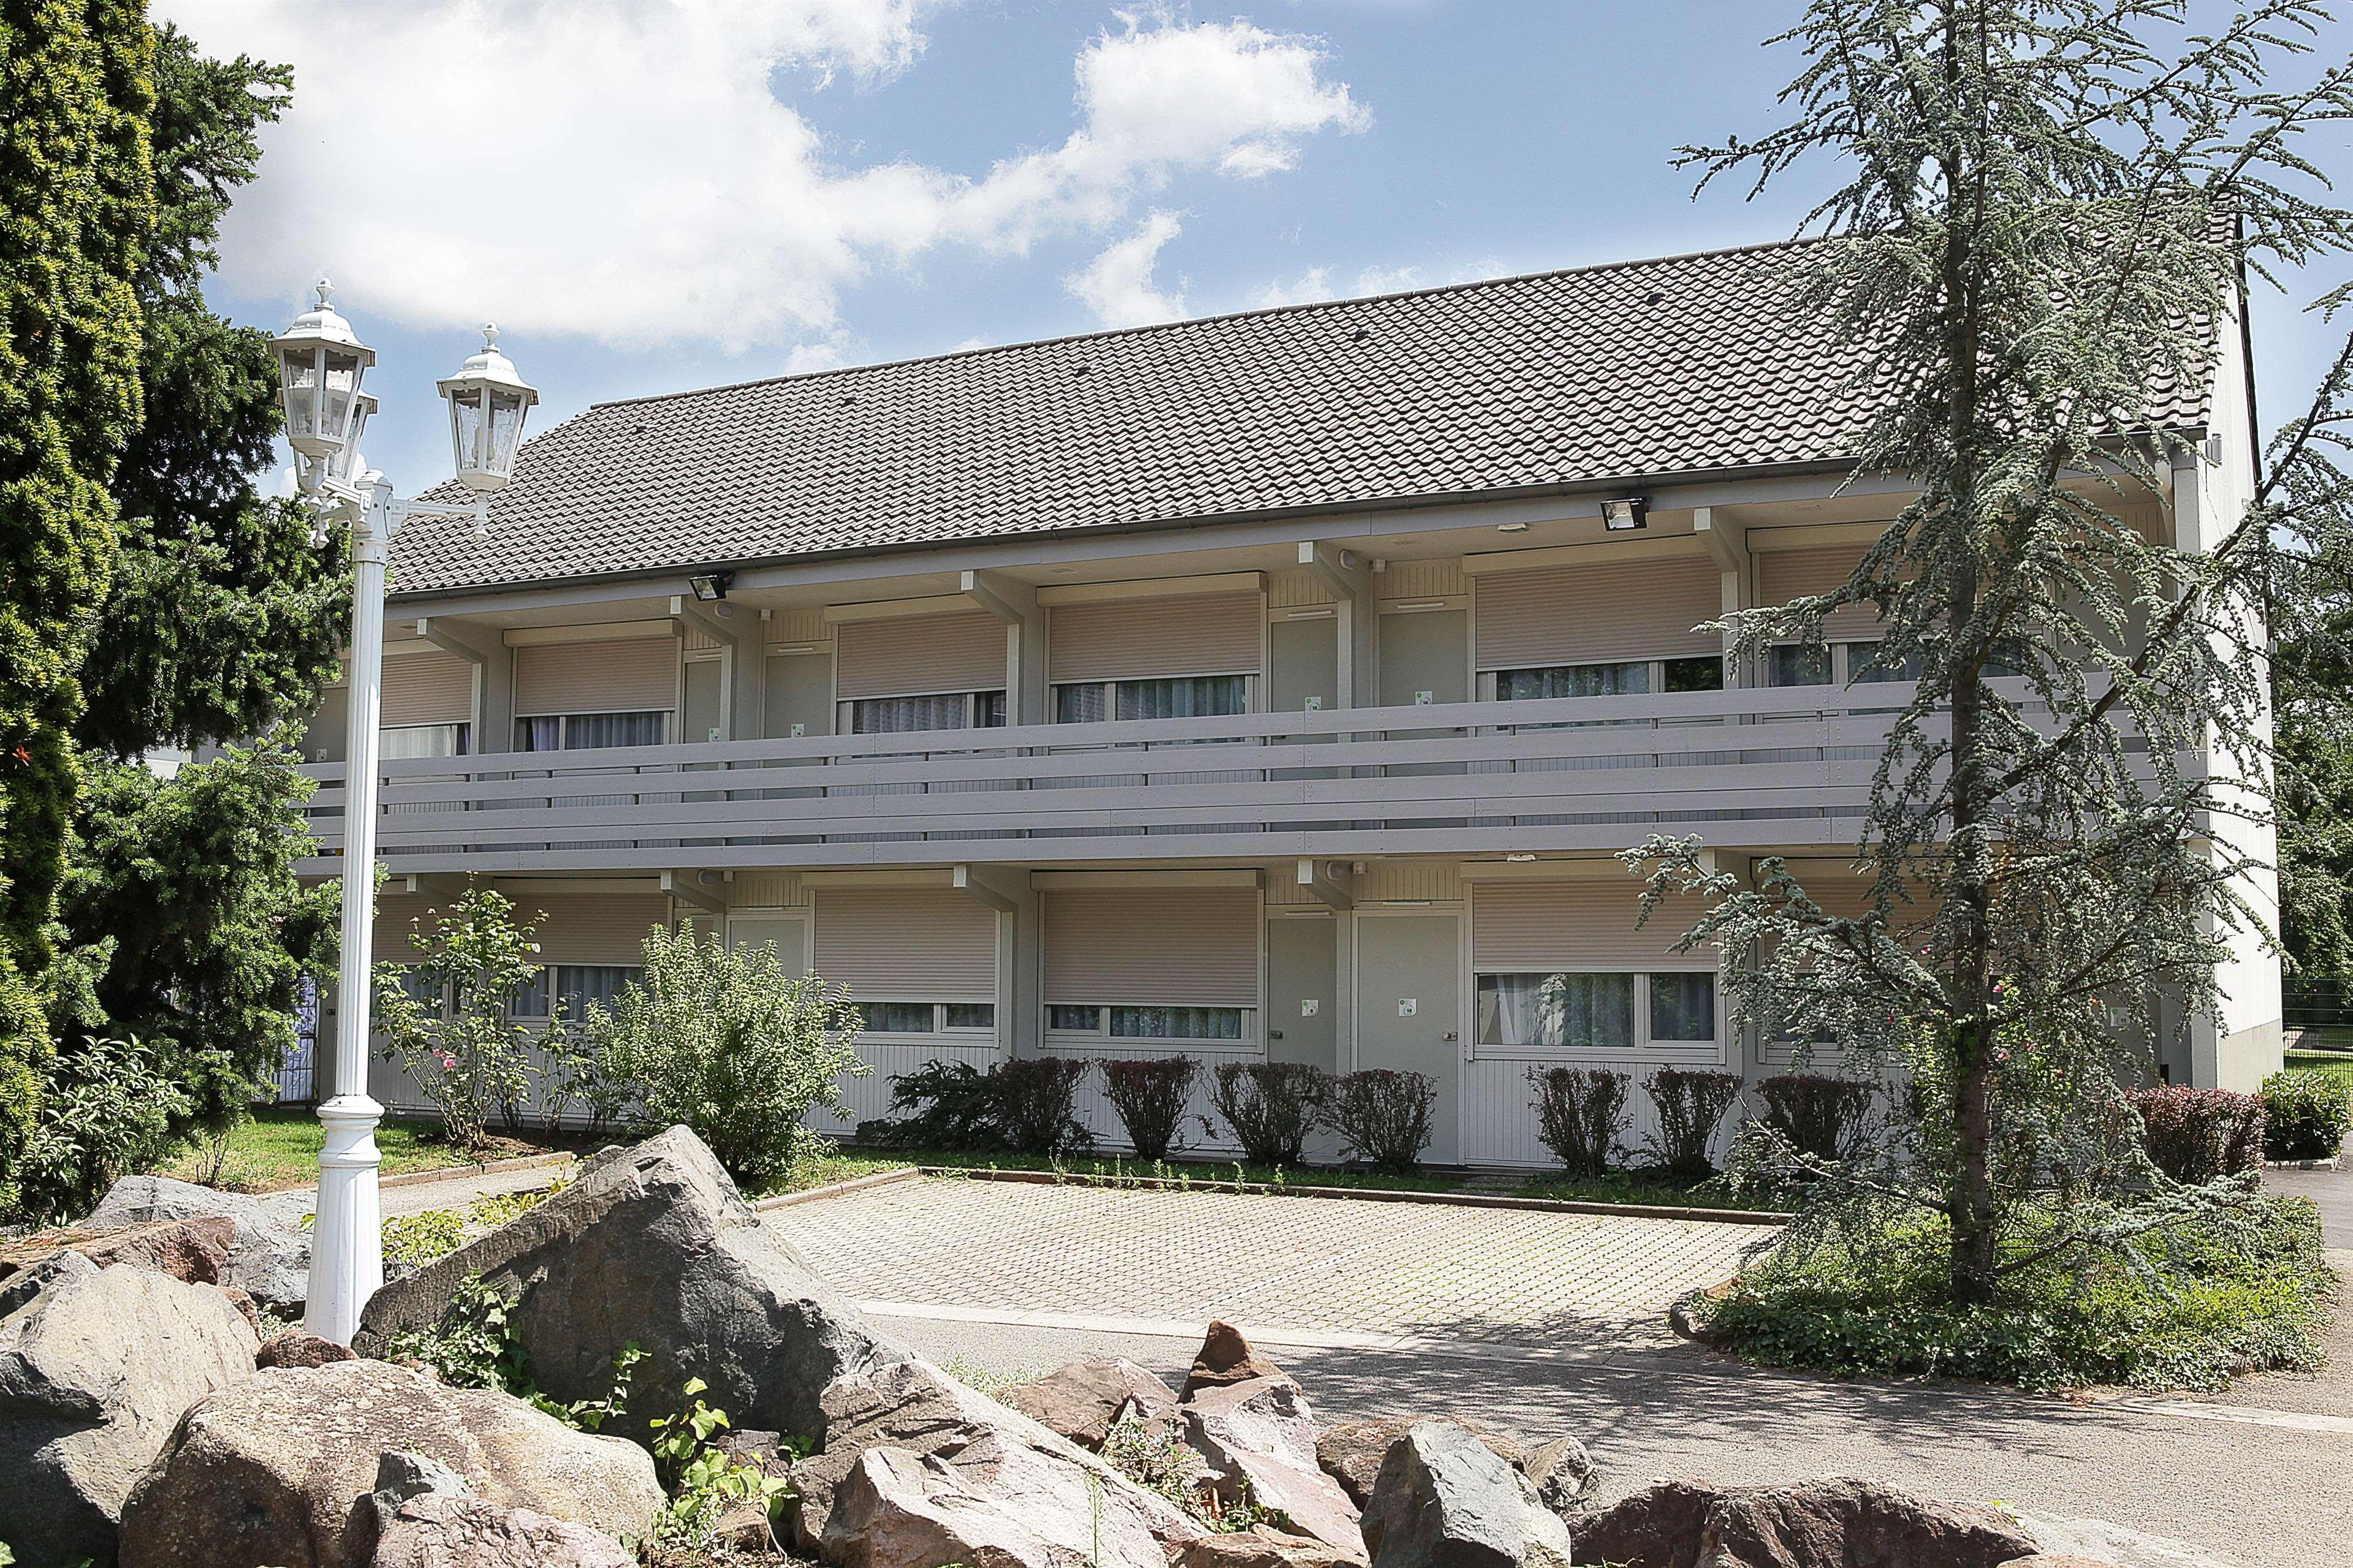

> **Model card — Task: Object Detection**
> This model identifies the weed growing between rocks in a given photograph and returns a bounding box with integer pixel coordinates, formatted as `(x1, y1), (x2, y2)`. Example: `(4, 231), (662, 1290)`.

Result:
(645, 1379), (794, 1556)
(1097, 1409), (1294, 1536)
(381, 1174), (572, 1265)
(1698, 1197), (2336, 1392)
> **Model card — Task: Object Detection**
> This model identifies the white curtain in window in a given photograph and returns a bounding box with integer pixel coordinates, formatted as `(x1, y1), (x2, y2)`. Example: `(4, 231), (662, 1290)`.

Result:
(1110, 1006), (1242, 1040)
(1055, 683), (1108, 724)
(1477, 972), (1633, 1048)
(1116, 675), (1247, 720)
(516, 716), (563, 752)
(851, 693), (968, 733)
(1496, 662), (1649, 701)
(380, 722), (466, 759)
(564, 711), (666, 749)
(555, 964), (641, 1017)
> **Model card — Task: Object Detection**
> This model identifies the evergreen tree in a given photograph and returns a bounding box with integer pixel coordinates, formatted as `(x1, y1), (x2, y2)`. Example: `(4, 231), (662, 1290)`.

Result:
(1634, 0), (2353, 1303)
(0, 0), (155, 1211)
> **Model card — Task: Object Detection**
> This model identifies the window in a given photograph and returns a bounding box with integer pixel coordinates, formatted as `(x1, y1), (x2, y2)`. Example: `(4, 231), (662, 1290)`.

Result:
(1662, 656), (1726, 692)
(386, 966), (448, 1016)
(1848, 641), (1923, 684)
(845, 691), (1005, 735)
(1047, 1004), (1248, 1040)
(1475, 971), (1718, 1055)
(509, 964), (642, 1020)
(1766, 645), (1834, 687)
(1493, 656), (1725, 701)
(515, 711), (667, 751)
(1054, 675), (1249, 724)
(856, 1001), (996, 1034)
(381, 722), (471, 759)
(1768, 641), (1936, 687)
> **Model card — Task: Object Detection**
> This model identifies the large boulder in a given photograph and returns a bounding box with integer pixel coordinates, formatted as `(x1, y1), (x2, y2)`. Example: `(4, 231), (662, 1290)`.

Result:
(0, 1252), (260, 1567)
(792, 1358), (1204, 1558)
(1184, 1376), (1364, 1561)
(354, 1127), (906, 1441)
(1178, 1526), (1367, 1568)
(1315, 1417), (1532, 1512)
(1182, 1320), (1293, 1399)
(825, 1442), (1182, 1568)
(0, 1216), (235, 1289)
(85, 1176), (311, 1312)
(1575, 1477), (2042, 1568)
(998, 1357), (1180, 1451)
(1361, 1421), (1572, 1568)
(1519, 1436), (1595, 1515)
(370, 1494), (636, 1568)
(115, 1358), (662, 1568)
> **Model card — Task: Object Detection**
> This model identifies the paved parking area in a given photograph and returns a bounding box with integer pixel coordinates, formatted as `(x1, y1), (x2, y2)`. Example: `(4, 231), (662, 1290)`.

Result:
(766, 1176), (1770, 1351)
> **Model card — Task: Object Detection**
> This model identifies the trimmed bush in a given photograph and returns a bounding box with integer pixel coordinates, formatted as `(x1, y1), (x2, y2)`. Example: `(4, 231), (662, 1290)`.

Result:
(995, 1056), (1096, 1156)
(861, 1056), (1096, 1156)
(1644, 1067), (1745, 1179)
(2260, 1070), (2352, 1162)
(1755, 1073), (1876, 1164)
(2129, 1086), (2265, 1184)
(1322, 1069), (1437, 1173)
(1526, 1066), (1631, 1177)
(1206, 1061), (1329, 1166)
(1100, 1056), (1201, 1161)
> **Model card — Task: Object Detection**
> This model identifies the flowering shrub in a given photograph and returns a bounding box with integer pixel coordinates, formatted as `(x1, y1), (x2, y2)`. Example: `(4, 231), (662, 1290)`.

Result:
(1100, 1056), (1201, 1161)
(2259, 1070), (2351, 1162)
(373, 888), (551, 1152)
(1526, 1066), (1631, 1176)
(1321, 1069), (1437, 1173)
(2129, 1086), (2265, 1184)
(1755, 1074), (1877, 1164)
(1644, 1068), (1745, 1179)
(1206, 1061), (1330, 1167)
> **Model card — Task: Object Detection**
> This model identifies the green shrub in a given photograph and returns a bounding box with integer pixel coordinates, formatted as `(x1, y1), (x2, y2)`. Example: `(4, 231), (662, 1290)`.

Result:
(372, 889), (553, 1153)
(2129, 1086), (2266, 1183)
(994, 1056), (1096, 1157)
(1206, 1062), (1330, 1167)
(1526, 1066), (1631, 1177)
(15, 1035), (192, 1224)
(1698, 1197), (2333, 1392)
(1100, 1056), (1201, 1161)
(1755, 1073), (1877, 1164)
(1644, 1067), (1744, 1179)
(1321, 1069), (1437, 1173)
(2261, 1069), (2352, 1162)
(860, 1056), (1095, 1156)
(586, 925), (869, 1183)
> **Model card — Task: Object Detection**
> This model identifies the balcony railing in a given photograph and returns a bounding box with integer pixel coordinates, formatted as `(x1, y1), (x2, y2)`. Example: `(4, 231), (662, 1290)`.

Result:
(294, 686), (1956, 876)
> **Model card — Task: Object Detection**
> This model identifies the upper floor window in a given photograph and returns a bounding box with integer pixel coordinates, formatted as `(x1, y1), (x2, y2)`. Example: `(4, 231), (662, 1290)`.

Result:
(381, 722), (471, 760)
(1767, 640), (1943, 687)
(1493, 656), (1723, 702)
(844, 690), (1006, 735)
(515, 711), (667, 751)
(1054, 674), (1250, 724)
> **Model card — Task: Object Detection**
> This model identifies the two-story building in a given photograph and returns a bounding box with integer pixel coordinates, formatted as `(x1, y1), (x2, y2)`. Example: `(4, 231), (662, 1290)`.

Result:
(294, 238), (2282, 1160)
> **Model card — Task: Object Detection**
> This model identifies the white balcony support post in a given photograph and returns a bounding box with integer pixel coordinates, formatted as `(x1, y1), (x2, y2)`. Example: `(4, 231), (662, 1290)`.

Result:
(1297, 856), (1354, 911)
(661, 869), (727, 915)
(962, 571), (1039, 725)
(308, 479), (393, 1347)
(1693, 508), (1751, 687)
(1299, 543), (1372, 708)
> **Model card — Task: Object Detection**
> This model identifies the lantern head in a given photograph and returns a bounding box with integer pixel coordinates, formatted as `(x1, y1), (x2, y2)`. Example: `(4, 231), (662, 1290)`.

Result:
(272, 278), (376, 463)
(436, 324), (540, 492)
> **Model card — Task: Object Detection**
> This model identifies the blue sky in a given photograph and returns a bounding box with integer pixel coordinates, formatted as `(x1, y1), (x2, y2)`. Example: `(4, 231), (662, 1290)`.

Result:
(161, 1), (2348, 493)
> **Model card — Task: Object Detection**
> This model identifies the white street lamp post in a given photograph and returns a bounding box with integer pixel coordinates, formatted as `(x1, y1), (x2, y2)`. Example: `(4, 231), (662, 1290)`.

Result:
(274, 280), (539, 1344)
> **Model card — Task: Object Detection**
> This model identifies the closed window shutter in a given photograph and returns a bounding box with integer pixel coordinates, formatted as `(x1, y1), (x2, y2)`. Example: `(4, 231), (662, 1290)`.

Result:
(1049, 594), (1260, 683)
(1474, 558), (1721, 671)
(813, 890), (998, 1001)
(379, 651), (476, 727)
(1757, 546), (1883, 641)
(372, 894), (433, 965)
(527, 896), (669, 966)
(1471, 882), (1708, 971)
(1043, 889), (1260, 1007)
(836, 611), (1006, 700)
(514, 637), (679, 715)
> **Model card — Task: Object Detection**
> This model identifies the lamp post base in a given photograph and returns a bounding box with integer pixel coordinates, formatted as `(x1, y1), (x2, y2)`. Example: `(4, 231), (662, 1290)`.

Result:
(304, 1093), (386, 1346)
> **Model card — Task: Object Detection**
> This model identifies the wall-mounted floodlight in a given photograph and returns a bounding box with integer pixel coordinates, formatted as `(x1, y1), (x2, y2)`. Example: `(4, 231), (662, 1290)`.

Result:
(688, 570), (734, 602)
(1601, 496), (1649, 531)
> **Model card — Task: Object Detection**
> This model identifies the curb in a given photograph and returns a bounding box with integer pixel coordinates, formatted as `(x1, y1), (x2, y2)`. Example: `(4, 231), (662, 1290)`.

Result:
(903, 1164), (1792, 1226)
(752, 1165), (924, 1211)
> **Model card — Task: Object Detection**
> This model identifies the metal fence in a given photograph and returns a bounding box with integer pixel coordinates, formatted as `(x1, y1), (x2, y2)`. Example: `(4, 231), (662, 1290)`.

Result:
(270, 974), (319, 1104)
(2285, 977), (2353, 1033)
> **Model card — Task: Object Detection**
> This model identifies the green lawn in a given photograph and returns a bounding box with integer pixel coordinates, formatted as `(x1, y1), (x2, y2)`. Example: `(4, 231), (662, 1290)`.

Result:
(745, 1145), (1470, 1200)
(159, 1107), (576, 1192)
(2284, 1048), (2353, 1091)
(1517, 1168), (1790, 1213)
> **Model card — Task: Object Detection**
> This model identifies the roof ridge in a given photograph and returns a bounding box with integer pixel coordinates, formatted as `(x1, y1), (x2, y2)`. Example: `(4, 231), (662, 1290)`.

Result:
(588, 231), (1825, 412)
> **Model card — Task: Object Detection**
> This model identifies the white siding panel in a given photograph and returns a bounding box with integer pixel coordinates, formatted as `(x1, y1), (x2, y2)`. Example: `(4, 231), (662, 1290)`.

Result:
(1471, 881), (1711, 971)
(1757, 546), (1884, 640)
(818, 1039), (1002, 1132)
(514, 637), (679, 714)
(380, 651), (476, 727)
(836, 610), (1006, 700)
(814, 889), (999, 1001)
(1461, 1059), (1742, 1168)
(1055, 1043), (1251, 1153)
(1043, 889), (1261, 1007)
(1050, 594), (1260, 682)
(1475, 557), (1721, 670)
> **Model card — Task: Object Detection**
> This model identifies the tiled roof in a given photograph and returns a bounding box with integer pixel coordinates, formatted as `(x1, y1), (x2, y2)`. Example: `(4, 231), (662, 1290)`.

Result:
(389, 238), (2218, 597)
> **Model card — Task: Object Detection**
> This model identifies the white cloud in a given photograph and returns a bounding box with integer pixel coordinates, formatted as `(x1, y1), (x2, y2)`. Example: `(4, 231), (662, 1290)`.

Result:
(160, 1), (1366, 354)
(782, 341), (850, 374)
(1354, 265), (1426, 295)
(1252, 267), (1336, 308)
(1066, 211), (1187, 328)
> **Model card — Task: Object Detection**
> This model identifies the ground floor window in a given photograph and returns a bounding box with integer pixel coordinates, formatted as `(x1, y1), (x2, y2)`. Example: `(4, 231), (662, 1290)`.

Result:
(1053, 674), (1250, 724)
(1047, 1003), (1247, 1040)
(509, 964), (644, 1020)
(858, 1001), (997, 1034)
(515, 711), (669, 750)
(843, 690), (1006, 734)
(1474, 971), (1716, 1053)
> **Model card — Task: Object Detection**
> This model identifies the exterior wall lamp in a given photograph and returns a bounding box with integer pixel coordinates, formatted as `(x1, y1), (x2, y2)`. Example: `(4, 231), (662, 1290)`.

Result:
(1601, 496), (1649, 531)
(271, 279), (541, 1346)
(688, 570), (734, 602)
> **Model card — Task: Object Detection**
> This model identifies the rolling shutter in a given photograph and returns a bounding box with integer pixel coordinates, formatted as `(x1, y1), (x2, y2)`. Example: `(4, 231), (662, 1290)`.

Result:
(380, 651), (476, 727)
(1472, 881), (1706, 971)
(524, 896), (669, 966)
(835, 611), (1006, 700)
(514, 636), (678, 714)
(1757, 546), (1884, 640)
(1050, 594), (1260, 683)
(1043, 888), (1260, 1007)
(1474, 557), (1720, 670)
(813, 890), (998, 1002)
(372, 893), (433, 964)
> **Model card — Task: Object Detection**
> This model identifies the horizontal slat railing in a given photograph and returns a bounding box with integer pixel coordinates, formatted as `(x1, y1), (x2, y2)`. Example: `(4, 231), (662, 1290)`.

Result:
(292, 684), (2017, 874)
